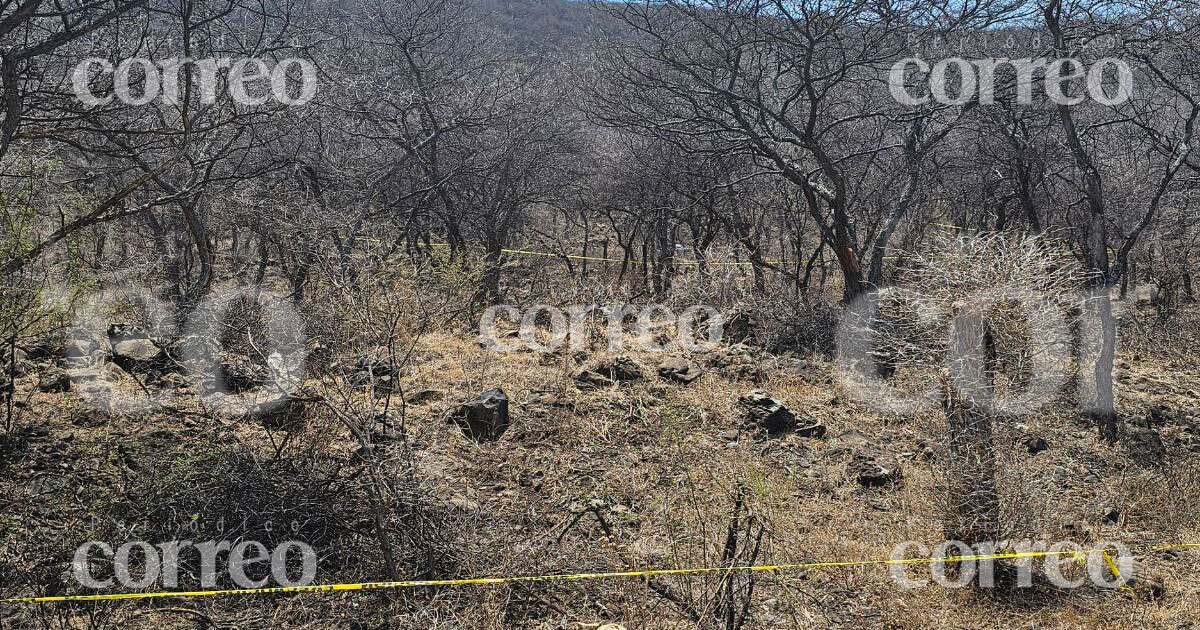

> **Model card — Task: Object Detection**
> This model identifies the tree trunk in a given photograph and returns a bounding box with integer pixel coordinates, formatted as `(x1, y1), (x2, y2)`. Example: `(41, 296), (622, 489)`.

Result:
(1014, 159), (1042, 233)
(179, 199), (214, 304)
(482, 241), (503, 304)
(1045, 0), (1119, 442)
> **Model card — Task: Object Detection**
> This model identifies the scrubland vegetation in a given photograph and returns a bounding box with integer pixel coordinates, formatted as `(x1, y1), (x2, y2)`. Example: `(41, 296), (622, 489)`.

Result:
(1, 0), (1199, 628)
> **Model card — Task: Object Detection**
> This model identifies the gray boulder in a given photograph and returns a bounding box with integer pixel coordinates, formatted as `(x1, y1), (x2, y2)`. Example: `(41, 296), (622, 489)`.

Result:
(251, 396), (310, 432)
(446, 388), (510, 442)
(739, 390), (797, 435)
(575, 356), (644, 388)
(112, 337), (164, 368)
(61, 335), (110, 367)
(849, 450), (902, 487)
(573, 369), (614, 389)
(657, 357), (704, 384)
(37, 367), (70, 393)
(724, 311), (756, 343)
(794, 419), (827, 439)
(595, 356), (644, 382)
(405, 389), (444, 405)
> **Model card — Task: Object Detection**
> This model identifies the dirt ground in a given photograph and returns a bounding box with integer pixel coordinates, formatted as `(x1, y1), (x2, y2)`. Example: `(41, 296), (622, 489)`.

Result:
(1, 311), (1198, 629)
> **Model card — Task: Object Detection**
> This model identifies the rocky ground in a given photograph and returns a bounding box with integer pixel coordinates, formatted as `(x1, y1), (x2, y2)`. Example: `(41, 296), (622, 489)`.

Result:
(0, 318), (1198, 628)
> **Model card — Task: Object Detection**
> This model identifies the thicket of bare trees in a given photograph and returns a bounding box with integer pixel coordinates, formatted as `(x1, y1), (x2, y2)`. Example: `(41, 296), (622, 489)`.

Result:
(3, 0), (1199, 442)
(4, 0), (1199, 299)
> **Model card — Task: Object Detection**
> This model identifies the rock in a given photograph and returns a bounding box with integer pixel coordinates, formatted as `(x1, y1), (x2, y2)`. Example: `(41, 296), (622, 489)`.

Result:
(446, 388), (510, 441)
(723, 311), (756, 343)
(251, 396), (309, 432)
(1100, 505), (1121, 524)
(739, 390), (797, 435)
(61, 335), (110, 367)
(848, 450), (901, 487)
(573, 369), (614, 389)
(794, 419), (827, 439)
(217, 353), (270, 393)
(21, 423), (50, 442)
(111, 337), (164, 369)
(37, 368), (70, 393)
(593, 356), (644, 382)
(1127, 570), (1166, 600)
(826, 429), (871, 457)
(448, 494), (480, 512)
(1023, 434), (1050, 455)
(528, 392), (560, 406)
(406, 389), (444, 404)
(347, 350), (398, 390)
(1147, 406), (1175, 428)
(1124, 428), (1166, 467)
(657, 357), (703, 384)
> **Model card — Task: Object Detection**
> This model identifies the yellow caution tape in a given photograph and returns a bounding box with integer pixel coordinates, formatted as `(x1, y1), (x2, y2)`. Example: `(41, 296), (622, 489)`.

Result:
(1, 543), (1191, 604)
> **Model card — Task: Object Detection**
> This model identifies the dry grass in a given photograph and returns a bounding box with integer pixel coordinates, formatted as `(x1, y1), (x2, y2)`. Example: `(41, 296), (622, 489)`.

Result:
(2, 302), (1198, 628)
(328, 327), (1198, 628)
